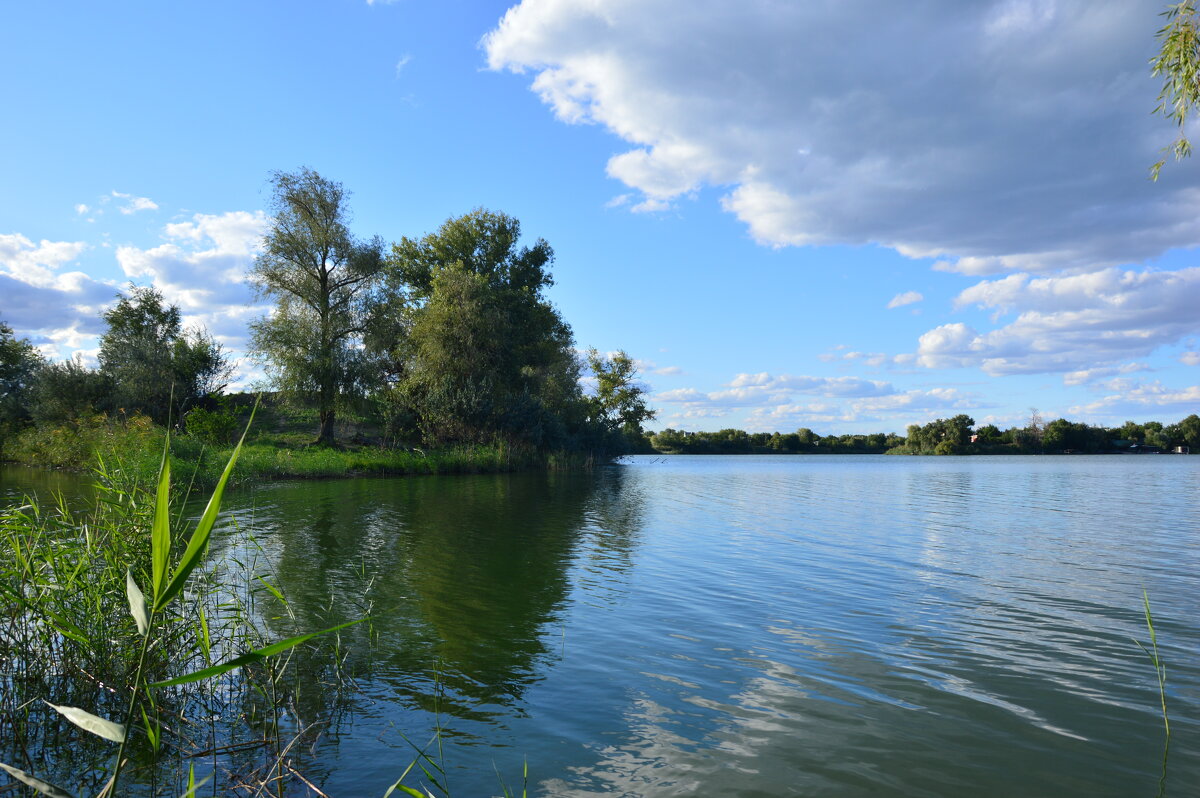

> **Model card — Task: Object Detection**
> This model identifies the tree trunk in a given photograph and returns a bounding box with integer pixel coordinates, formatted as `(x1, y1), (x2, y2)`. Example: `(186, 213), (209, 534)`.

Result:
(317, 409), (336, 445)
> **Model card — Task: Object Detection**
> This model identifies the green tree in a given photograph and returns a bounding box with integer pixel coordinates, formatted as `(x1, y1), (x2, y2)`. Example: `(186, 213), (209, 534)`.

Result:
(0, 321), (43, 432)
(974, 423), (1002, 444)
(98, 285), (229, 424)
(1151, 1), (1200, 178)
(249, 168), (385, 444)
(29, 356), (114, 425)
(585, 348), (656, 444)
(381, 210), (581, 447)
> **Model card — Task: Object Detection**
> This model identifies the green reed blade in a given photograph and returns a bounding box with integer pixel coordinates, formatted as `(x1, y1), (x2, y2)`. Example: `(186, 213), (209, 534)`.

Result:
(256, 575), (287, 605)
(155, 401), (257, 613)
(0, 584), (90, 647)
(147, 619), (361, 688)
(0, 762), (76, 798)
(125, 569), (148, 636)
(151, 453), (171, 602)
(43, 701), (125, 743)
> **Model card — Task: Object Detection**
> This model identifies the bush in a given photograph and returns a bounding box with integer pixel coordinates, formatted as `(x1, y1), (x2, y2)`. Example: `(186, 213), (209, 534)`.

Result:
(184, 404), (239, 445)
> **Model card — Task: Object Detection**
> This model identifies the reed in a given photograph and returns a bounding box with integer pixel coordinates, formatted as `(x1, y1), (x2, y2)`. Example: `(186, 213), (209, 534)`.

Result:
(1135, 590), (1171, 798)
(0, 407), (359, 796)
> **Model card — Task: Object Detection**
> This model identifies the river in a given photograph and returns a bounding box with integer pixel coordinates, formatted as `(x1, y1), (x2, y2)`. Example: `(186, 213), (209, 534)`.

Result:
(2, 454), (1197, 797)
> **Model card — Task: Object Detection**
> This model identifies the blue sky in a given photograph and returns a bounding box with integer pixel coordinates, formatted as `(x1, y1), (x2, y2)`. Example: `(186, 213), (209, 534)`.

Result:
(3, 0), (1199, 434)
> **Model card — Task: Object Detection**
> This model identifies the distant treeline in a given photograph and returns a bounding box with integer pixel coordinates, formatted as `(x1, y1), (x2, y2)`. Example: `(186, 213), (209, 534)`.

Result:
(893, 413), (1199, 455)
(649, 413), (1200, 456)
(649, 428), (904, 454)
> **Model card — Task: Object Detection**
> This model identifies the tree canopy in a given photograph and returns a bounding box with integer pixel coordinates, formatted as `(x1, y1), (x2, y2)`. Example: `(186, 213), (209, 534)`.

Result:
(98, 285), (229, 424)
(0, 321), (43, 431)
(378, 209), (583, 447)
(1151, 1), (1200, 177)
(249, 167), (385, 444)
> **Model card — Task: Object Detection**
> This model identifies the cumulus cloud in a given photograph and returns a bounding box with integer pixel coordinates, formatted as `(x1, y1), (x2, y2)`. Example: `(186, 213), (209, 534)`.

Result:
(1069, 380), (1200, 416)
(116, 210), (269, 348)
(0, 234), (112, 352)
(111, 191), (159, 215)
(742, 387), (983, 431)
(1062, 362), (1149, 386)
(485, 0), (1196, 273)
(887, 291), (923, 309)
(914, 267), (1200, 374)
(655, 372), (898, 427)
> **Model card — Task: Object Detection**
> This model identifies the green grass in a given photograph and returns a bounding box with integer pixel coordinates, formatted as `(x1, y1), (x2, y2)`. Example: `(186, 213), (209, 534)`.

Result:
(2, 397), (557, 488)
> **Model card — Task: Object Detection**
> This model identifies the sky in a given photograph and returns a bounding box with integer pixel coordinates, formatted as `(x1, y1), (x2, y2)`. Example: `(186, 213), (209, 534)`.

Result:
(3, 0), (1199, 434)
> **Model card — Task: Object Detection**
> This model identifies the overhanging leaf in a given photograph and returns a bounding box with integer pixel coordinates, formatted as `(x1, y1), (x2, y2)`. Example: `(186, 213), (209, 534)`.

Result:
(44, 702), (126, 743)
(148, 619), (361, 688)
(0, 762), (75, 798)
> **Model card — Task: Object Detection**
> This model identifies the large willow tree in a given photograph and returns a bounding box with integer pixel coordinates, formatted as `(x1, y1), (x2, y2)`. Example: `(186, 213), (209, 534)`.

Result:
(249, 168), (384, 444)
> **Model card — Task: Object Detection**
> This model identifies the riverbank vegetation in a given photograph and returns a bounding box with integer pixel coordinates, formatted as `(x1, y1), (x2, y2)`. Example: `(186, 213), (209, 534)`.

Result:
(0, 429), (369, 796)
(0, 169), (654, 482)
(648, 412), (1200, 456)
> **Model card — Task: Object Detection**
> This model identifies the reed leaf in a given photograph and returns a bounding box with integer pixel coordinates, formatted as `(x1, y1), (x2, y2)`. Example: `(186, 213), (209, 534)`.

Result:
(0, 762), (76, 798)
(148, 619), (361, 688)
(155, 402), (257, 613)
(44, 702), (126, 743)
(151, 454), (171, 601)
(0, 583), (90, 647)
(125, 569), (149, 636)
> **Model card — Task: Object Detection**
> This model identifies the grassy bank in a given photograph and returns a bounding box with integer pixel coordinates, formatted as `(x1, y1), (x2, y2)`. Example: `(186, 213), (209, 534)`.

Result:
(1, 399), (562, 487)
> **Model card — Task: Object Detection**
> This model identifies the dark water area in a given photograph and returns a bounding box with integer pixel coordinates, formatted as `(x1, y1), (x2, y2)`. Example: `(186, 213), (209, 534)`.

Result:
(2, 455), (1198, 797)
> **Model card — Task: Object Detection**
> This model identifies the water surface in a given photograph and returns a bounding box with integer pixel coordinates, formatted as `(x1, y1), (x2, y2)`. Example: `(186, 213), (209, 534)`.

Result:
(2, 455), (1196, 797)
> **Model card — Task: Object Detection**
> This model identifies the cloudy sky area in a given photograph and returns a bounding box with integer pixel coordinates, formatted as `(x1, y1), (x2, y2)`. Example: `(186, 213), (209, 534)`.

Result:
(3, 0), (1198, 433)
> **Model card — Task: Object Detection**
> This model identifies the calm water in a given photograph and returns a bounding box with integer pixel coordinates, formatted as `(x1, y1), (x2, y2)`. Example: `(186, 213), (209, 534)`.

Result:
(2, 455), (1198, 797)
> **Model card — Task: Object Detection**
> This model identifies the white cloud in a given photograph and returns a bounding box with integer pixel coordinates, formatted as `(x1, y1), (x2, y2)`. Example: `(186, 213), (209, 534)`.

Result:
(0, 233), (113, 356)
(1062, 362), (1148, 386)
(111, 191), (159, 215)
(742, 387), (983, 431)
(395, 54), (412, 76)
(116, 211), (269, 348)
(485, 1), (1196, 273)
(917, 267), (1200, 374)
(75, 204), (89, 215)
(1182, 351), (1200, 366)
(887, 290), (923, 309)
(630, 197), (671, 213)
(0, 233), (89, 287)
(1069, 380), (1200, 416)
(657, 373), (897, 422)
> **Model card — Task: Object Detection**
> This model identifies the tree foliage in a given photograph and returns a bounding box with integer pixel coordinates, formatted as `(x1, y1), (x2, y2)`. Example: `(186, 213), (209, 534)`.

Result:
(379, 210), (583, 447)
(0, 321), (43, 431)
(28, 357), (114, 426)
(1151, 1), (1200, 178)
(249, 168), (385, 444)
(585, 349), (655, 437)
(98, 286), (229, 424)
